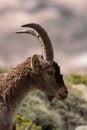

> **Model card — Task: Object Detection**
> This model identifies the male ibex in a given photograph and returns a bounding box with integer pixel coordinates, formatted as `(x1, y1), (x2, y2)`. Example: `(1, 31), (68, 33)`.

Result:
(0, 23), (68, 130)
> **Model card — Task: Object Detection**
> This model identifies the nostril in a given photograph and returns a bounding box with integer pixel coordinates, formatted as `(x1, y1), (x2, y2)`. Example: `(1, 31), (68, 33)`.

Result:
(64, 90), (68, 94)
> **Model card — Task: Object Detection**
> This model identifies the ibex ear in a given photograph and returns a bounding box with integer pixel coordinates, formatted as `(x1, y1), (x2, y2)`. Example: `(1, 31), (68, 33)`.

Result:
(31, 55), (42, 71)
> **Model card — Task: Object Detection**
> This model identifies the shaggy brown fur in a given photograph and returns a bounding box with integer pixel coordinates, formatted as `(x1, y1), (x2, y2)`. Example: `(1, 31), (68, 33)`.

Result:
(0, 56), (68, 130)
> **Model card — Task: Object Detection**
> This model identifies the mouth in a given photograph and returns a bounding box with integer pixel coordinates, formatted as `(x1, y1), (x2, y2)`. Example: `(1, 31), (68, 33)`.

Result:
(47, 93), (67, 102)
(58, 93), (67, 100)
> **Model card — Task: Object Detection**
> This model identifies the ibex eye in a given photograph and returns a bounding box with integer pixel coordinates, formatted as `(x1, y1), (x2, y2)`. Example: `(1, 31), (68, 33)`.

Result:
(47, 71), (53, 75)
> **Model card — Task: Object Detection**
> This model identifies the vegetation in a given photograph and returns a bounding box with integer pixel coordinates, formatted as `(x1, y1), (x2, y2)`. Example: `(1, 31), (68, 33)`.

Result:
(0, 66), (10, 73)
(16, 114), (41, 130)
(70, 74), (87, 86)
(16, 88), (87, 130)
(0, 66), (87, 130)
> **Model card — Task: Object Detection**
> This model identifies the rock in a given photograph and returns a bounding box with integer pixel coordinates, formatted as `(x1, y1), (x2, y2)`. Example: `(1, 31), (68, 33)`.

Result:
(75, 125), (87, 130)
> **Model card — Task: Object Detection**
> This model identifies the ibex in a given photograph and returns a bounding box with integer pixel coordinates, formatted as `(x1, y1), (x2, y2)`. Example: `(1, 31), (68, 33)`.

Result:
(0, 23), (68, 130)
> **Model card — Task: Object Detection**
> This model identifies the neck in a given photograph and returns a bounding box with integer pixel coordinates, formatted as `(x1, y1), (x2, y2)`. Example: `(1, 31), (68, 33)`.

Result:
(0, 58), (41, 117)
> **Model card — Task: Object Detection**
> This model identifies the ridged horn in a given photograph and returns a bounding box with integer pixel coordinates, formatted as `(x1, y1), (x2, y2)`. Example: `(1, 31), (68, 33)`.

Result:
(16, 23), (54, 61)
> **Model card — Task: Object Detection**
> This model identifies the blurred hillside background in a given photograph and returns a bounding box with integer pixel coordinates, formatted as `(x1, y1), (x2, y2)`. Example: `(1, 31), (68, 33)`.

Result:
(0, 0), (87, 73)
(0, 0), (87, 130)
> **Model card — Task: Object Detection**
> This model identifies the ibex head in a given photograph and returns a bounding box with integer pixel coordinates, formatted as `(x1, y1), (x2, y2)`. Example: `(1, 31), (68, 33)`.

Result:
(16, 23), (68, 101)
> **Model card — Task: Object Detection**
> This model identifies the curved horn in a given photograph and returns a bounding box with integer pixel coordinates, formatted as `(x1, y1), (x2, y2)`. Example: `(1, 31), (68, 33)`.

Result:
(16, 23), (54, 61)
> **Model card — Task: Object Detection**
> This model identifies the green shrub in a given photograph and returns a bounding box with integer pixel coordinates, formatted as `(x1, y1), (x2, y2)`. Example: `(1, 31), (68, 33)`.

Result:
(0, 66), (9, 73)
(16, 89), (87, 130)
(67, 74), (87, 86)
(16, 114), (42, 130)
(17, 91), (62, 130)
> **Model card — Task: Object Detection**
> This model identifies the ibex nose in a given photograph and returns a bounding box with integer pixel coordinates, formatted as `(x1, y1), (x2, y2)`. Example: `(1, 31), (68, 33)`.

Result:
(63, 88), (68, 98)
(59, 88), (68, 98)
(64, 89), (68, 95)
